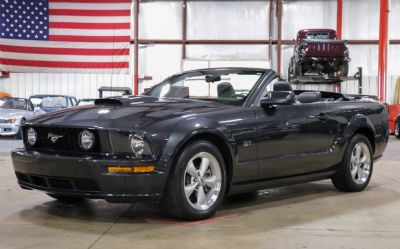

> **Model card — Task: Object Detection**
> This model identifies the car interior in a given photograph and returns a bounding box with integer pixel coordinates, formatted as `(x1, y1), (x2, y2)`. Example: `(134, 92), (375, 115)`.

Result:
(272, 81), (346, 104)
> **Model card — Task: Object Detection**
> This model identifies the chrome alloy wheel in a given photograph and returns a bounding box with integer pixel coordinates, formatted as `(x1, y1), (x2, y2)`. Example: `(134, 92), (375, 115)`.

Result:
(183, 152), (222, 211)
(395, 121), (399, 137)
(350, 142), (371, 184)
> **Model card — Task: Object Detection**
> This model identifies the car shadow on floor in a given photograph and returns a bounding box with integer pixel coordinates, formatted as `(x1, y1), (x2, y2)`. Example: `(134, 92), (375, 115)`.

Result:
(13, 180), (400, 232)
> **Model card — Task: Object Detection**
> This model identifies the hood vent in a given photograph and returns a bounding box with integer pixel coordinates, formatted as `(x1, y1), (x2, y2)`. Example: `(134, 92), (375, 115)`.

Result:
(94, 98), (123, 106)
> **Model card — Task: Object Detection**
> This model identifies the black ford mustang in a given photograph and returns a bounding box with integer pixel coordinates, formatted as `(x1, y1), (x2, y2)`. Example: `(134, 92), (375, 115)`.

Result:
(12, 68), (389, 220)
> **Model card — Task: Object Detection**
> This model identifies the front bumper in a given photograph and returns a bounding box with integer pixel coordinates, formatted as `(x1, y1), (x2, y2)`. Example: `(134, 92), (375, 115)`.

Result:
(0, 124), (19, 136)
(11, 149), (167, 202)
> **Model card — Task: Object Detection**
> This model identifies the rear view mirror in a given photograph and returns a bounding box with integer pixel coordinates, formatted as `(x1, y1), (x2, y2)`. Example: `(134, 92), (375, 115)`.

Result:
(205, 75), (221, 83)
(260, 91), (295, 108)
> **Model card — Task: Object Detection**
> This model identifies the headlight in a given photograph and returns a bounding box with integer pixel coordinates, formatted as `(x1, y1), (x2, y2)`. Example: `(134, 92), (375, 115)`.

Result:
(6, 118), (17, 123)
(79, 130), (95, 151)
(26, 128), (37, 146)
(108, 131), (152, 158)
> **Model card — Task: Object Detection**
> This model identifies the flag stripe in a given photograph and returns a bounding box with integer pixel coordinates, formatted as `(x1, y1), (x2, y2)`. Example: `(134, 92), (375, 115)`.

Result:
(0, 65), (129, 74)
(0, 58), (129, 69)
(0, 44), (129, 56)
(49, 15), (130, 23)
(49, 2), (131, 10)
(2, 52), (128, 63)
(49, 0), (131, 3)
(49, 22), (130, 29)
(49, 9), (131, 16)
(0, 38), (129, 49)
(49, 35), (130, 42)
(49, 28), (130, 36)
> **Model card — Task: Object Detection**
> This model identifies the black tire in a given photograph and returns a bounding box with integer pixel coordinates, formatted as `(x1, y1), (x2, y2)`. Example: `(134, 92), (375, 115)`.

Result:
(14, 119), (25, 140)
(331, 134), (373, 192)
(163, 140), (227, 220)
(47, 194), (85, 203)
(395, 120), (400, 139)
(339, 61), (349, 77)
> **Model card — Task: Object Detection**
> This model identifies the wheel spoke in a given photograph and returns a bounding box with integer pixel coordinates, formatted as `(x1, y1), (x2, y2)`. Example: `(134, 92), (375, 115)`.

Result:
(186, 161), (197, 177)
(199, 157), (210, 177)
(184, 182), (197, 198)
(355, 144), (362, 160)
(196, 186), (206, 206)
(357, 167), (364, 181)
(351, 165), (358, 178)
(204, 175), (218, 188)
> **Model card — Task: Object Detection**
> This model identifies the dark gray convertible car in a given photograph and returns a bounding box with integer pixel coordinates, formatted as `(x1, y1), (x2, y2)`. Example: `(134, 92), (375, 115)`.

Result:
(12, 68), (389, 220)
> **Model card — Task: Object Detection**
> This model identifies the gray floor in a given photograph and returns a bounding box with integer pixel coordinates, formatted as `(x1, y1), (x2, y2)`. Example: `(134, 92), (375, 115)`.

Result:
(1, 137), (400, 249)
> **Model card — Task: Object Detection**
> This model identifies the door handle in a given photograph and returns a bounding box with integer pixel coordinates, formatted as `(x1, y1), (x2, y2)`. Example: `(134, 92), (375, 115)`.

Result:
(310, 113), (331, 121)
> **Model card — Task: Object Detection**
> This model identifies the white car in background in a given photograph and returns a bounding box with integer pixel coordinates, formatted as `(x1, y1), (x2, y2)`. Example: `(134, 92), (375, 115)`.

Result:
(0, 98), (36, 139)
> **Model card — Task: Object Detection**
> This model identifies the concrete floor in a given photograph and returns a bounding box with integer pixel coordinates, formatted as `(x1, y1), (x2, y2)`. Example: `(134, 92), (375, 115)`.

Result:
(0, 138), (399, 249)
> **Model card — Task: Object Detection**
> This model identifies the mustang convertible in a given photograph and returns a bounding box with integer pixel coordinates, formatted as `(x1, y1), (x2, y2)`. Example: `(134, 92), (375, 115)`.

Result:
(12, 68), (389, 220)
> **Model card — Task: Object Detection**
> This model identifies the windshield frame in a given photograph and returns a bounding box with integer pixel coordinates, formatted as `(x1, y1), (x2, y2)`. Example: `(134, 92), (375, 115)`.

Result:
(0, 98), (30, 110)
(143, 68), (268, 107)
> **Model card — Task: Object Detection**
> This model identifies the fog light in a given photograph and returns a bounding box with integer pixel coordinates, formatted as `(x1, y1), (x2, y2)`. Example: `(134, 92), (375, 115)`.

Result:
(27, 128), (37, 146)
(107, 166), (155, 173)
(130, 134), (145, 157)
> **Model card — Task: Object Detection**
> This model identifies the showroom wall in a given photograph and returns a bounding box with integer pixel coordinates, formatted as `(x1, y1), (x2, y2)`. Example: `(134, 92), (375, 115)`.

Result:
(0, 0), (399, 102)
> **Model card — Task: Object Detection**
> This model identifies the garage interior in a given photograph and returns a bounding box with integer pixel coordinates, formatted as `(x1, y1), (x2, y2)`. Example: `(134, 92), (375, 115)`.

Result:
(1, 0), (400, 249)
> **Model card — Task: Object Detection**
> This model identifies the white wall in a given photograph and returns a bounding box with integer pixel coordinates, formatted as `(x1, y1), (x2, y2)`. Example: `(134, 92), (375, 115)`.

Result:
(0, 0), (399, 102)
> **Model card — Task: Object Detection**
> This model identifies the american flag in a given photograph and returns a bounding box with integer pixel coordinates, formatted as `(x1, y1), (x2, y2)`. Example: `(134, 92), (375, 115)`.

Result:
(0, 0), (131, 74)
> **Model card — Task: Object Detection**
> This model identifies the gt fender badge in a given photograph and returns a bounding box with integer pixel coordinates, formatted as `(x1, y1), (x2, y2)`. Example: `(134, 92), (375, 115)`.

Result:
(48, 133), (63, 143)
(243, 141), (252, 147)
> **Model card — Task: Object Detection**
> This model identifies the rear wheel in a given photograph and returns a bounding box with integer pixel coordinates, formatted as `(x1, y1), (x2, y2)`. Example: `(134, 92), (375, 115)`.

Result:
(47, 194), (85, 203)
(395, 120), (400, 139)
(331, 134), (373, 192)
(163, 140), (227, 220)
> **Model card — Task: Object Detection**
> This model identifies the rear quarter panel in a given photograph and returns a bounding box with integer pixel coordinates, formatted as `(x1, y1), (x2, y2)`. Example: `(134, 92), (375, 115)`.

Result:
(328, 101), (389, 160)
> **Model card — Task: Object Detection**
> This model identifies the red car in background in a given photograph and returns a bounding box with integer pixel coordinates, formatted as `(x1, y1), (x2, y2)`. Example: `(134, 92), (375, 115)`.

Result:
(388, 104), (400, 138)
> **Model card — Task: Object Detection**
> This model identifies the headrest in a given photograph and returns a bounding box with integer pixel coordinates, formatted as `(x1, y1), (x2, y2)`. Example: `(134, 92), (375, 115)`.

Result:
(273, 81), (293, 91)
(296, 92), (322, 103)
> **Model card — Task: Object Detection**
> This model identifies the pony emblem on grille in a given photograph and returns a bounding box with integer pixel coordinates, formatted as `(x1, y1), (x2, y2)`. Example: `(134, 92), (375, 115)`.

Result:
(47, 133), (64, 143)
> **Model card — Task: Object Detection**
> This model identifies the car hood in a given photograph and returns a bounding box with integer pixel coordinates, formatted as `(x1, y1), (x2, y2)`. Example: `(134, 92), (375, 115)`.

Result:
(0, 108), (29, 118)
(28, 96), (230, 130)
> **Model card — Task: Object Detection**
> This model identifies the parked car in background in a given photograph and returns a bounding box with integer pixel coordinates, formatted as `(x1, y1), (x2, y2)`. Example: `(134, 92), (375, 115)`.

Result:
(29, 95), (77, 113)
(13, 68), (389, 220)
(0, 98), (36, 139)
(388, 104), (400, 138)
(77, 99), (96, 106)
(289, 29), (350, 78)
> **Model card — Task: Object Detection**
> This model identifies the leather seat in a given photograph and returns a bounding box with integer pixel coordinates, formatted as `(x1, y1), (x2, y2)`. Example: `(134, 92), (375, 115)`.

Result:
(273, 81), (293, 92)
(296, 92), (322, 103)
(218, 82), (236, 98)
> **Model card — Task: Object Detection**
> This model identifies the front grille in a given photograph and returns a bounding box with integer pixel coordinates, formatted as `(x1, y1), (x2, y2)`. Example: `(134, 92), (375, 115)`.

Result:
(24, 127), (100, 153)
(16, 172), (101, 193)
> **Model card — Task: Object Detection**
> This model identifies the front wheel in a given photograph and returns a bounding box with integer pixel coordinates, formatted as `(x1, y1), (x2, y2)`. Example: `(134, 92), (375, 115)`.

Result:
(331, 134), (373, 192)
(395, 120), (400, 139)
(163, 140), (227, 220)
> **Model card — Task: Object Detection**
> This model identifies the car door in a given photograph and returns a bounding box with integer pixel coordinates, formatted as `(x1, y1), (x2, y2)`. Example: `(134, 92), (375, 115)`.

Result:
(255, 101), (335, 180)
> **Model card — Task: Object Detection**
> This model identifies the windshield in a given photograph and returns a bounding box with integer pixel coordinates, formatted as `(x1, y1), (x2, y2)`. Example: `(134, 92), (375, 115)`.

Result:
(0, 98), (27, 110)
(30, 96), (67, 108)
(306, 32), (330, 40)
(78, 99), (95, 106)
(144, 70), (264, 106)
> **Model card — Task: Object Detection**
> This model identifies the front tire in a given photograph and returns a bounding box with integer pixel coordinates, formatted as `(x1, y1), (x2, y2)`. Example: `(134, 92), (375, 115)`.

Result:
(163, 140), (227, 220)
(395, 120), (400, 139)
(331, 134), (373, 192)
